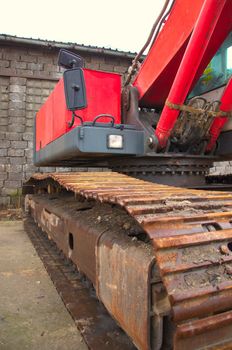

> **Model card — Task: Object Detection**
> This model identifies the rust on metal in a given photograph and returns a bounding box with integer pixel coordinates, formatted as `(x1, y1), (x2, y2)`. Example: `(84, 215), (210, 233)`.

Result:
(165, 99), (231, 118)
(25, 193), (158, 350)
(97, 229), (155, 350)
(25, 171), (232, 349)
(24, 215), (136, 350)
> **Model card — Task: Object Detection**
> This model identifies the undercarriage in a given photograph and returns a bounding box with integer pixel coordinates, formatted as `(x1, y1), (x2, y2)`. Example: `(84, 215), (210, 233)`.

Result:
(24, 172), (232, 350)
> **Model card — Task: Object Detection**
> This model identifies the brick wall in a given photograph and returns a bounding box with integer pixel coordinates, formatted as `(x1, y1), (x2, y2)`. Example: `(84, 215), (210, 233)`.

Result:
(0, 37), (132, 207)
(209, 161), (232, 176)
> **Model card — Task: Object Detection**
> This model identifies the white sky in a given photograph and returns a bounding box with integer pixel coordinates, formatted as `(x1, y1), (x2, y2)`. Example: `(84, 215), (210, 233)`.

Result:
(1, 0), (165, 53)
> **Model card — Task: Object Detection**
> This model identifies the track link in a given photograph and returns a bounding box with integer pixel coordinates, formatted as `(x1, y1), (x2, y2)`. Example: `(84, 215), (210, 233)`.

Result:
(25, 172), (232, 349)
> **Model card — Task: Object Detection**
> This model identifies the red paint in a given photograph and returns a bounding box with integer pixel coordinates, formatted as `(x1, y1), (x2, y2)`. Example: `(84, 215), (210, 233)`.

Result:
(36, 69), (121, 151)
(133, 0), (204, 108)
(155, 0), (232, 148)
(206, 78), (232, 152)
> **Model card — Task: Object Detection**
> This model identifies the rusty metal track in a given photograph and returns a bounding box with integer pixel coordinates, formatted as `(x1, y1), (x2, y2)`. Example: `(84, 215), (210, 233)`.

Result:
(25, 171), (232, 349)
(24, 216), (136, 350)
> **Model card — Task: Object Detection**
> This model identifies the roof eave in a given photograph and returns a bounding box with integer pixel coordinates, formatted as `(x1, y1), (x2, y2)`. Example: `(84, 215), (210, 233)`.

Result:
(0, 34), (137, 59)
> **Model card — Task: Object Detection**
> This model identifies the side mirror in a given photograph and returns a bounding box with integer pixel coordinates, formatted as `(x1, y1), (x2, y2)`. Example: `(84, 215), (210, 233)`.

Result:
(63, 68), (87, 110)
(58, 49), (84, 69)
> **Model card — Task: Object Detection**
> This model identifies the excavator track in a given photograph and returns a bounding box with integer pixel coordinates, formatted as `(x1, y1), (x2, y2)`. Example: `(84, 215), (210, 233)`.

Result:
(24, 172), (232, 350)
(24, 216), (136, 350)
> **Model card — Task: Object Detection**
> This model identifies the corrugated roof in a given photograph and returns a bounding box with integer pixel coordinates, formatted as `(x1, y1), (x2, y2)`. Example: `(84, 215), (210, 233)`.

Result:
(0, 34), (138, 59)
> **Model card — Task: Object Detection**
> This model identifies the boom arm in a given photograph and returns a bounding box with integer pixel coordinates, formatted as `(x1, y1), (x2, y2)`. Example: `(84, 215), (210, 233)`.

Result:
(206, 77), (232, 152)
(133, 0), (232, 149)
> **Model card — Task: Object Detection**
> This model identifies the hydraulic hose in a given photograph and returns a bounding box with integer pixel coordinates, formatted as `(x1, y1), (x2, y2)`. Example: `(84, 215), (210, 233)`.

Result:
(124, 0), (174, 86)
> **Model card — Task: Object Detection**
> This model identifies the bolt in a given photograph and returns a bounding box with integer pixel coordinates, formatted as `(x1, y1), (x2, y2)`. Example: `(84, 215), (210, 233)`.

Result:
(220, 244), (230, 255)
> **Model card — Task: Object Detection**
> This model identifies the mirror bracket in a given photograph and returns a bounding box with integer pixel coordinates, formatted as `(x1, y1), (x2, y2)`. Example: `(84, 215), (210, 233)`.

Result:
(58, 49), (84, 69)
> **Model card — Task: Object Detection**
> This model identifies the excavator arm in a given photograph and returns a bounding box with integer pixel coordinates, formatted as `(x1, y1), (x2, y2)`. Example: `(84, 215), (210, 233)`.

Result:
(132, 0), (232, 150)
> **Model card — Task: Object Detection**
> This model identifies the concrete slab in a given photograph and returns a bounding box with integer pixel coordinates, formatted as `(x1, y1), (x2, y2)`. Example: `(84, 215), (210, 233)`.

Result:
(0, 221), (88, 350)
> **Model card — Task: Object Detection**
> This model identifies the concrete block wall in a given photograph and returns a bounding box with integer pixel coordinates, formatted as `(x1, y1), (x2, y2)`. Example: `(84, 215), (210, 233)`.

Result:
(0, 37), (132, 207)
(209, 161), (232, 176)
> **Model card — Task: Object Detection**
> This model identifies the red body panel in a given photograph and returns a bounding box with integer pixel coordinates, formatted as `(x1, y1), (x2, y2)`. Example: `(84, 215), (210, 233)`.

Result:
(133, 0), (205, 108)
(36, 69), (121, 151)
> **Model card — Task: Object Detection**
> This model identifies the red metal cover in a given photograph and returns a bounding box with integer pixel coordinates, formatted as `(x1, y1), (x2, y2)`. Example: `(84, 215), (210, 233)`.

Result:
(36, 69), (121, 151)
(155, 0), (232, 148)
(133, 0), (204, 108)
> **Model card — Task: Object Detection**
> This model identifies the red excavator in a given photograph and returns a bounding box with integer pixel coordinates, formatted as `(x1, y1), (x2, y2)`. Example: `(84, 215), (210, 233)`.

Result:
(25, 0), (232, 349)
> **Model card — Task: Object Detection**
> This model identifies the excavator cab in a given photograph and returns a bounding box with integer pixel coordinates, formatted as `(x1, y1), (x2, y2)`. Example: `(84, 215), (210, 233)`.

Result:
(190, 32), (232, 97)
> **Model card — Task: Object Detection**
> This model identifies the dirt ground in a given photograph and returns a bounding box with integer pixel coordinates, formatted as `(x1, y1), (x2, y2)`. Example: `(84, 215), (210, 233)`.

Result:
(0, 220), (88, 350)
(0, 208), (23, 221)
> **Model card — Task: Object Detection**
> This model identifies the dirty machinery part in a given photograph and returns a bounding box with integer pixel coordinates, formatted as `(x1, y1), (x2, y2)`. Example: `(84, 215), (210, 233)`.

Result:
(24, 216), (136, 350)
(109, 156), (213, 188)
(24, 172), (232, 350)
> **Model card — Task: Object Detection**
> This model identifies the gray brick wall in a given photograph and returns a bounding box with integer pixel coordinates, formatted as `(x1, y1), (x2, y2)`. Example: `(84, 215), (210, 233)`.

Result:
(0, 40), (132, 208)
(209, 161), (232, 176)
